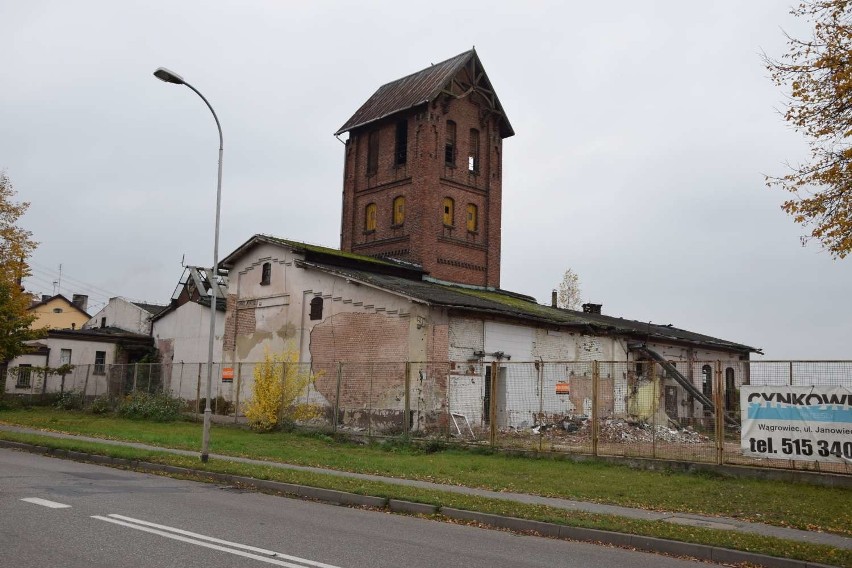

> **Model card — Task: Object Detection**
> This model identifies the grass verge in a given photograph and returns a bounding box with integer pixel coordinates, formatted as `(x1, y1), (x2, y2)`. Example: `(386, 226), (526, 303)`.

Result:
(0, 429), (849, 568)
(0, 409), (849, 537)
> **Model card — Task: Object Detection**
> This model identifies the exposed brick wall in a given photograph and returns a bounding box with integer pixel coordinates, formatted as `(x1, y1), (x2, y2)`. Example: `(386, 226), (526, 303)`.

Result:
(223, 294), (256, 354)
(309, 312), (409, 407)
(341, 83), (506, 287)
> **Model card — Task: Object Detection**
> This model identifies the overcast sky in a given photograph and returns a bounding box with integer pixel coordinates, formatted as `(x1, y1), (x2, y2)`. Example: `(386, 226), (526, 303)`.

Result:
(3, 1), (850, 359)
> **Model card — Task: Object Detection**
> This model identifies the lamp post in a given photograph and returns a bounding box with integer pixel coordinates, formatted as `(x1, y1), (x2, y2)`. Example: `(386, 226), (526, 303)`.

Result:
(154, 67), (222, 463)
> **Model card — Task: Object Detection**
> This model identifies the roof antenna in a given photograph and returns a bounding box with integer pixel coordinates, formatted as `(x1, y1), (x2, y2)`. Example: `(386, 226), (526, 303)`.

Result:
(180, 253), (185, 267)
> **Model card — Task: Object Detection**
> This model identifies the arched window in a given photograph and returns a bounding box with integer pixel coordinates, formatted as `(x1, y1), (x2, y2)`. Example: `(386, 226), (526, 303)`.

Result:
(468, 128), (480, 173)
(260, 262), (271, 286)
(393, 196), (405, 225)
(309, 297), (323, 321)
(442, 197), (454, 226)
(445, 121), (456, 166)
(701, 365), (713, 410)
(466, 203), (478, 232)
(365, 203), (377, 232)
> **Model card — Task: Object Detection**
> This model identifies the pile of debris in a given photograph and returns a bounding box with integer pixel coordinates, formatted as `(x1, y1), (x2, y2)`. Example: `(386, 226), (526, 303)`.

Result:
(531, 415), (709, 445)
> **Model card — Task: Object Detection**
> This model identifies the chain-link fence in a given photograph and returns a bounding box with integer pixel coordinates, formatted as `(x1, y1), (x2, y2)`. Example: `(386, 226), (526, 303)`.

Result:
(4, 359), (850, 475)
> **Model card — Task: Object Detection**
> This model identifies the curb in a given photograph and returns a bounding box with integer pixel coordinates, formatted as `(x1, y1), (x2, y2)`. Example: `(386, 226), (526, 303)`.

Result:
(0, 439), (839, 568)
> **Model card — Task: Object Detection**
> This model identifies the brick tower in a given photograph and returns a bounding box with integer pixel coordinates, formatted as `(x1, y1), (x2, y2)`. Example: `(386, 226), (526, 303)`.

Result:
(335, 50), (513, 288)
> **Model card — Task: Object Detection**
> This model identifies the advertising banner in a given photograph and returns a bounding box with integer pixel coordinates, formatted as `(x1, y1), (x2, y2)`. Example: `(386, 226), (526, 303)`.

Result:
(741, 386), (852, 464)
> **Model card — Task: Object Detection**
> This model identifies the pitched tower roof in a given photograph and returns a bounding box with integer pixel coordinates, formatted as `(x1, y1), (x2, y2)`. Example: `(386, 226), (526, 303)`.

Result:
(335, 49), (514, 138)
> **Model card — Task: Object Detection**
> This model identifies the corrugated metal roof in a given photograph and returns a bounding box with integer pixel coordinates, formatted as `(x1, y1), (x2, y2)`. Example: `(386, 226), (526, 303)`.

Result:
(335, 50), (513, 137)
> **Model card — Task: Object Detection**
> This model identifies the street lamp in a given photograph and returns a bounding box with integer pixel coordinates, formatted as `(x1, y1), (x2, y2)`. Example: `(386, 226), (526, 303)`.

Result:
(154, 67), (223, 463)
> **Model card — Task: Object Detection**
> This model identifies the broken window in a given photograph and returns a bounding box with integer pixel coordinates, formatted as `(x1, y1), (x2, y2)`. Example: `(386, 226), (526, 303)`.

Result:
(261, 262), (271, 286)
(701, 364), (713, 411)
(367, 130), (379, 176)
(442, 197), (454, 226)
(445, 121), (456, 166)
(468, 128), (480, 173)
(393, 196), (405, 225)
(466, 203), (478, 232)
(94, 351), (106, 375)
(309, 297), (323, 321)
(394, 120), (408, 166)
(365, 203), (377, 232)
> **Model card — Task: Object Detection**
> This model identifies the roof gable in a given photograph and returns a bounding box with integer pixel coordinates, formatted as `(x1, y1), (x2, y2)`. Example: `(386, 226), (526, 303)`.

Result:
(335, 49), (514, 138)
(28, 294), (91, 318)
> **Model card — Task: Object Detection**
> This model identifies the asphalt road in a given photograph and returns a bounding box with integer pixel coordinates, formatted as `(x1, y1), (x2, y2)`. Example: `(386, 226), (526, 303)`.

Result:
(0, 448), (709, 568)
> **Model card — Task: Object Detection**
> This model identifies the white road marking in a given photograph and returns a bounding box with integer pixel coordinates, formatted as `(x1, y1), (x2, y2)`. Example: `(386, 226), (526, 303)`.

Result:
(92, 514), (344, 568)
(20, 498), (71, 509)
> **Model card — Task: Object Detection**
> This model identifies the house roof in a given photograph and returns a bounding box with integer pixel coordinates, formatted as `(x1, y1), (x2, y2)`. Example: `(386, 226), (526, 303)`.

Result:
(151, 266), (228, 322)
(298, 260), (760, 354)
(131, 302), (168, 316)
(47, 326), (153, 347)
(221, 233), (759, 354)
(335, 49), (514, 138)
(28, 294), (91, 318)
(220, 234), (423, 278)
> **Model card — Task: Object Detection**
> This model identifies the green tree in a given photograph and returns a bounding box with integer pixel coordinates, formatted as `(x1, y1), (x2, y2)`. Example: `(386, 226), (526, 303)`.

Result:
(765, 1), (852, 258)
(0, 171), (42, 361)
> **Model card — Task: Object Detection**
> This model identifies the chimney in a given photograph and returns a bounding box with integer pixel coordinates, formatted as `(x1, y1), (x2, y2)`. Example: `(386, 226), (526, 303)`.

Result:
(72, 294), (88, 313)
(582, 303), (602, 315)
(42, 294), (51, 302)
(551, 289), (557, 308)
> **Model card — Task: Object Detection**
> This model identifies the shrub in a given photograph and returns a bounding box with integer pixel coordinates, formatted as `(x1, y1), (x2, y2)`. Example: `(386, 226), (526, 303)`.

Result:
(117, 392), (184, 422)
(54, 390), (84, 411)
(244, 347), (322, 432)
(89, 395), (112, 415)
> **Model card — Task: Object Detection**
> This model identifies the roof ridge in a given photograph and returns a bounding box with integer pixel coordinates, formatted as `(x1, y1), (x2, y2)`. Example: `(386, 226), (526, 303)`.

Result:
(375, 49), (473, 90)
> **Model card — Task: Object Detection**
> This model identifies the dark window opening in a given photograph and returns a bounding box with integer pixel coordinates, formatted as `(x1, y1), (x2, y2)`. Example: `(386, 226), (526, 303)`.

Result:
(71, 323), (76, 330)
(309, 297), (323, 321)
(468, 128), (480, 173)
(445, 121), (456, 166)
(16, 364), (32, 388)
(367, 130), (379, 175)
(94, 351), (106, 375)
(725, 367), (736, 411)
(100, 317), (107, 328)
(261, 262), (271, 286)
(394, 120), (408, 166)
(701, 365), (713, 411)
(53, 307), (63, 313)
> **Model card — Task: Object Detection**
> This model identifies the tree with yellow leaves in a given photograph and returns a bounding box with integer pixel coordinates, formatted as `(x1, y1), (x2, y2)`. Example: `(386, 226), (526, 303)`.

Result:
(766, 1), (852, 258)
(0, 171), (42, 362)
(244, 347), (321, 432)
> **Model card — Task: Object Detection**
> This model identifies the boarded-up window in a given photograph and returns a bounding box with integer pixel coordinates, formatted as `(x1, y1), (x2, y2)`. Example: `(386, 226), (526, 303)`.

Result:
(393, 196), (405, 225)
(466, 203), (478, 232)
(367, 130), (379, 175)
(365, 203), (377, 231)
(445, 121), (456, 166)
(309, 297), (323, 321)
(443, 197), (454, 226)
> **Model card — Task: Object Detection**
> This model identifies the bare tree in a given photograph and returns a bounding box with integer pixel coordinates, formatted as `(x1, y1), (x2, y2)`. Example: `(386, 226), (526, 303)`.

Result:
(557, 268), (582, 310)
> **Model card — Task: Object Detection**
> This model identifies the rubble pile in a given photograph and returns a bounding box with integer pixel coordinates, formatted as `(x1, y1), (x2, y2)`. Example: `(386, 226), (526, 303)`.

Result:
(530, 415), (710, 445)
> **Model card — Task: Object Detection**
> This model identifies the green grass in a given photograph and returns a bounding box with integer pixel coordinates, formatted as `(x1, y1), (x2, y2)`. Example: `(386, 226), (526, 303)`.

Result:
(0, 408), (849, 539)
(0, 429), (849, 568)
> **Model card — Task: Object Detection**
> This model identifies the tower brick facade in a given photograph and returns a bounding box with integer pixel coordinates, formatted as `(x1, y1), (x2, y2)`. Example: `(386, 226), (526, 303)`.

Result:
(336, 50), (513, 288)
